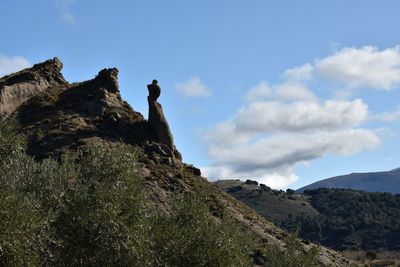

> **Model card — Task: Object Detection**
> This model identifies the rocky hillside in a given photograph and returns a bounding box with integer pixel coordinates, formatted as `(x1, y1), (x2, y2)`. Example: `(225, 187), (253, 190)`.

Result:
(0, 58), (352, 266)
(213, 179), (319, 225)
(296, 168), (400, 194)
(215, 179), (400, 253)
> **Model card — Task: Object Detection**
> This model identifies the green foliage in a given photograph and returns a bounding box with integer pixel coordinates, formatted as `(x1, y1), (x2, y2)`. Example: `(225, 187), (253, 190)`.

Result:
(286, 188), (295, 195)
(0, 187), (44, 266)
(262, 234), (320, 267)
(366, 250), (377, 260)
(0, 136), (149, 266)
(282, 188), (400, 251)
(149, 193), (256, 266)
(0, 120), (259, 266)
(41, 146), (149, 266)
(0, 120), (25, 162)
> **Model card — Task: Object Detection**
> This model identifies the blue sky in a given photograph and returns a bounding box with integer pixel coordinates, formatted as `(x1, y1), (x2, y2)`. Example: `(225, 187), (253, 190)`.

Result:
(2, 0), (400, 189)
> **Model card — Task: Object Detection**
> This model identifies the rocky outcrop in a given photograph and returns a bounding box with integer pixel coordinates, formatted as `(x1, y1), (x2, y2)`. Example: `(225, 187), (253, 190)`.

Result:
(0, 58), (153, 158)
(0, 58), (184, 162)
(147, 80), (181, 160)
(0, 57), (67, 120)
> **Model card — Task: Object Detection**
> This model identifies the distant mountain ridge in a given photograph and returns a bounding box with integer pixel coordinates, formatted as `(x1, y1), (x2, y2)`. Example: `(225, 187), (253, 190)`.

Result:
(296, 167), (400, 194)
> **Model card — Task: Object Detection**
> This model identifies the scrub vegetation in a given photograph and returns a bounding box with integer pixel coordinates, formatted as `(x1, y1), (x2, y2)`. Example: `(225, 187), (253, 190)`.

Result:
(0, 121), (322, 266)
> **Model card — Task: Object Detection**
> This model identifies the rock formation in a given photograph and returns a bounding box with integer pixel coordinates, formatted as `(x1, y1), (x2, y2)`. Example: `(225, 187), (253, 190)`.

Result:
(0, 58), (156, 158)
(0, 57), (184, 162)
(0, 58), (351, 266)
(147, 80), (181, 160)
(0, 57), (67, 120)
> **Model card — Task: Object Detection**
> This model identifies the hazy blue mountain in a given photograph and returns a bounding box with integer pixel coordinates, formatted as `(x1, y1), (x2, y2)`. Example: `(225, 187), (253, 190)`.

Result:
(296, 168), (400, 194)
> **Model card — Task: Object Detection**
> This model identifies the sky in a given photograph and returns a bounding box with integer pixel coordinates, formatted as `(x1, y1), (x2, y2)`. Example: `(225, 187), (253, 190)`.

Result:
(2, 0), (400, 190)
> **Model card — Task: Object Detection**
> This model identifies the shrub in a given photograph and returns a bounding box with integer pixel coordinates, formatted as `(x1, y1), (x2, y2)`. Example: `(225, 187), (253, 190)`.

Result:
(0, 120), (25, 163)
(0, 120), (320, 266)
(262, 233), (320, 267)
(366, 249), (377, 260)
(147, 192), (256, 266)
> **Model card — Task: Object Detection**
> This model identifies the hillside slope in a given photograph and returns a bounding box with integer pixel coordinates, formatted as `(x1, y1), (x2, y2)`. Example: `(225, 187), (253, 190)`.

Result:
(296, 168), (400, 194)
(0, 58), (351, 266)
(213, 179), (319, 225)
(215, 179), (400, 252)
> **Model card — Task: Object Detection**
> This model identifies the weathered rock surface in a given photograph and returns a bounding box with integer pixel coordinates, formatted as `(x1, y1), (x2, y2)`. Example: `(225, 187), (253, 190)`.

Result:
(147, 80), (181, 160)
(0, 57), (67, 120)
(1, 58), (156, 159)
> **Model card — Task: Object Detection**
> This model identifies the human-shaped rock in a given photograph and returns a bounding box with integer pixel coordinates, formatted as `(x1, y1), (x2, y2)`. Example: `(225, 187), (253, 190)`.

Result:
(147, 79), (179, 158)
(147, 80), (161, 101)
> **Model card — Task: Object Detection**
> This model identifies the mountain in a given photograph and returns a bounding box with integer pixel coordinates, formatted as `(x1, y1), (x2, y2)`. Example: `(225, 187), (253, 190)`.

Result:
(295, 168), (400, 194)
(0, 58), (351, 266)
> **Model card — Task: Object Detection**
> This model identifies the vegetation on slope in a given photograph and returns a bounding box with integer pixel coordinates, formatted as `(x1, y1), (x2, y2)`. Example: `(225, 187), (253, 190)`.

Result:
(283, 188), (400, 251)
(213, 179), (318, 225)
(0, 121), (256, 266)
(216, 179), (400, 253)
(0, 121), (323, 266)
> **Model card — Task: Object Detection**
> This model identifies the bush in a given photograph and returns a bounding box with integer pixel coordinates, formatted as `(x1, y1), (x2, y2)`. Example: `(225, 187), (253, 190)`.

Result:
(0, 120), (25, 163)
(366, 249), (377, 260)
(263, 234), (320, 267)
(0, 120), (320, 266)
(148, 193), (256, 266)
(0, 188), (44, 266)
(41, 145), (149, 266)
(286, 189), (295, 195)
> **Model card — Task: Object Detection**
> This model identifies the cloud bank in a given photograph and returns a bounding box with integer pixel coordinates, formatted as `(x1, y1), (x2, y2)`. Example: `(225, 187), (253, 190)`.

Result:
(316, 46), (400, 90)
(201, 46), (392, 188)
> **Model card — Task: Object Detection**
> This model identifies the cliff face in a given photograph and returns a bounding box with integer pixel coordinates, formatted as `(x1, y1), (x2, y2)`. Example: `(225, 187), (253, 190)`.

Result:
(1, 58), (163, 159)
(0, 58), (352, 266)
(0, 57), (66, 119)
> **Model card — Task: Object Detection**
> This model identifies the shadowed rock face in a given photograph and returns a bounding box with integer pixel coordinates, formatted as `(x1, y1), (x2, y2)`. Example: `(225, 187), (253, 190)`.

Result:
(0, 57), (67, 120)
(147, 80), (181, 160)
(0, 57), (184, 161)
(0, 58), (158, 158)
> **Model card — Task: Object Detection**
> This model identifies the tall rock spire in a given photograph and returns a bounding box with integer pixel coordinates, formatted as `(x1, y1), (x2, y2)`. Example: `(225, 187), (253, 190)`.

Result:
(147, 80), (181, 159)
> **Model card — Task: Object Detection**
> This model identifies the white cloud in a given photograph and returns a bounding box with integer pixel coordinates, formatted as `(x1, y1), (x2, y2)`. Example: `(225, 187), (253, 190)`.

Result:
(283, 63), (313, 81)
(234, 99), (368, 134)
(244, 81), (316, 102)
(202, 129), (380, 188)
(243, 81), (271, 102)
(202, 165), (299, 189)
(175, 77), (212, 98)
(0, 53), (31, 78)
(375, 106), (400, 122)
(201, 45), (400, 188)
(202, 55), (381, 188)
(274, 82), (316, 102)
(55, 0), (76, 25)
(316, 46), (400, 90)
